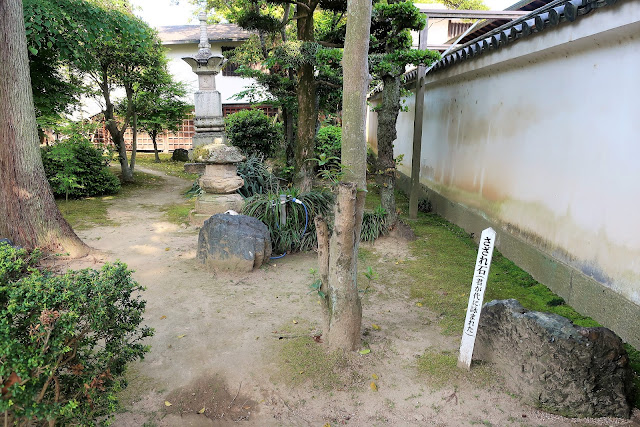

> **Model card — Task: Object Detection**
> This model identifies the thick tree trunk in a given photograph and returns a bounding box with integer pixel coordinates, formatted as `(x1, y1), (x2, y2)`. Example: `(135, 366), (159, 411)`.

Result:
(293, 7), (317, 192)
(283, 105), (295, 166)
(316, 0), (371, 351)
(0, 0), (89, 257)
(377, 74), (401, 226)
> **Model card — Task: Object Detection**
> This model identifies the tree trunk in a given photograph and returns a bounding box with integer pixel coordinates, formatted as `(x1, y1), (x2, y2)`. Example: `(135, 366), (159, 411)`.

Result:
(377, 74), (401, 226)
(0, 0), (89, 257)
(283, 105), (295, 167)
(130, 107), (137, 173)
(101, 70), (134, 183)
(151, 131), (161, 162)
(293, 6), (317, 192)
(316, 0), (371, 351)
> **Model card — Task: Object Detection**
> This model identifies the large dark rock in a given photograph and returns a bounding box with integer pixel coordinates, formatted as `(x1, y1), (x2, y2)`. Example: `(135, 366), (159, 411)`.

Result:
(474, 299), (634, 418)
(171, 148), (189, 162)
(197, 214), (271, 272)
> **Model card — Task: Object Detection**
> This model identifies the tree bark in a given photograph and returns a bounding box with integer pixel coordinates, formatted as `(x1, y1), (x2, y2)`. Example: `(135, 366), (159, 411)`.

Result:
(377, 74), (401, 226)
(316, 0), (371, 351)
(293, 5), (317, 192)
(151, 131), (161, 162)
(0, 0), (89, 257)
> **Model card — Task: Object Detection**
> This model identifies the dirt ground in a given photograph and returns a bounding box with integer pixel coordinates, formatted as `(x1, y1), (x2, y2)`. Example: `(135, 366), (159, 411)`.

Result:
(58, 168), (640, 427)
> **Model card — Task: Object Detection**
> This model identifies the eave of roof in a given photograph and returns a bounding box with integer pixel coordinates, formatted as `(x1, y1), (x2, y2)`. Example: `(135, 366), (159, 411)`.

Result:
(422, 0), (620, 76)
(157, 24), (253, 45)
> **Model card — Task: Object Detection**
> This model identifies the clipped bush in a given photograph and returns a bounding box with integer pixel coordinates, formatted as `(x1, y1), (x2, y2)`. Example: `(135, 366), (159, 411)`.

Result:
(0, 243), (152, 426)
(243, 188), (334, 254)
(41, 138), (120, 199)
(225, 109), (282, 158)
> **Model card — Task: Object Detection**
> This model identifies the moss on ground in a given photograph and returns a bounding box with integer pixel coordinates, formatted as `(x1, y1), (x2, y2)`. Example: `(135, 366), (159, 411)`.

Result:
(57, 169), (163, 230)
(416, 349), (494, 389)
(136, 153), (199, 181)
(160, 200), (195, 225)
(56, 197), (117, 230)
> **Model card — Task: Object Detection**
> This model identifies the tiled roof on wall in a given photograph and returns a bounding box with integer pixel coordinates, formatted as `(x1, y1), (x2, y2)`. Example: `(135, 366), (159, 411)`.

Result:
(425, 0), (620, 75)
(157, 24), (253, 44)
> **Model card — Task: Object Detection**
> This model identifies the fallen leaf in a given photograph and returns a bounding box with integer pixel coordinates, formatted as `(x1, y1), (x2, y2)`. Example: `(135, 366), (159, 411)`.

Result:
(160, 315), (167, 320)
(359, 348), (371, 355)
(177, 334), (186, 339)
(165, 401), (172, 407)
(299, 370), (305, 374)
(243, 405), (250, 410)
(370, 381), (378, 391)
(292, 320), (298, 324)
(372, 374), (379, 380)
(372, 324), (380, 330)
(165, 247), (170, 251)
(416, 302), (423, 307)
(198, 407), (205, 414)
(323, 424), (331, 427)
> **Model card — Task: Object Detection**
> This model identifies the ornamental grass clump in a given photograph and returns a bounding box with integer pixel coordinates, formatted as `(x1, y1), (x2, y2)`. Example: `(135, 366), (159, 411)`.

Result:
(243, 188), (334, 254)
(0, 243), (152, 426)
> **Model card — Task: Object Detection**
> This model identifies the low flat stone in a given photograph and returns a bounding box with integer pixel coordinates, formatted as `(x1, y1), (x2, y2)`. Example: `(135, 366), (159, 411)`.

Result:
(197, 214), (271, 272)
(474, 299), (634, 418)
(194, 143), (245, 164)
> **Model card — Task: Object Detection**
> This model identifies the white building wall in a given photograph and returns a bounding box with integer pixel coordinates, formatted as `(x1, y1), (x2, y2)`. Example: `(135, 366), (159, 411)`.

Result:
(369, 0), (640, 342)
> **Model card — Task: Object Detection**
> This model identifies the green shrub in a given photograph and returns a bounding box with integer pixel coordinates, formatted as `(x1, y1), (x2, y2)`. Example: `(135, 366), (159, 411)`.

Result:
(41, 138), (120, 199)
(236, 154), (281, 198)
(315, 125), (342, 171)
(243, 188), (334, 254)
(225, 109), (282, 158)
(0, 243), (152, 426)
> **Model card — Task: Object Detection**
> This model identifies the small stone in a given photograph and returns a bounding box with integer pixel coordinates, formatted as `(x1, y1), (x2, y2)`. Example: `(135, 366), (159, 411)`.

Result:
(171, 148), (189, 162)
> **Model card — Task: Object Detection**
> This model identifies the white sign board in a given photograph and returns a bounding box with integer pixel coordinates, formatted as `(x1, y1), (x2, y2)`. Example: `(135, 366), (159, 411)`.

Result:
(457, 227), (496, 370)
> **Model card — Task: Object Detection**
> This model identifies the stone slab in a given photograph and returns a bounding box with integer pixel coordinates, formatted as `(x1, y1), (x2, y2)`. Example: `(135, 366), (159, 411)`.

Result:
(195, 193), (244, 216)
(474, 299), (634, 418)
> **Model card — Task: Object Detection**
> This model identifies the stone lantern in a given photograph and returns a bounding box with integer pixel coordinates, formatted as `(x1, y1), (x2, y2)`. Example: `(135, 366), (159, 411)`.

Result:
(183, 13), (245, 225)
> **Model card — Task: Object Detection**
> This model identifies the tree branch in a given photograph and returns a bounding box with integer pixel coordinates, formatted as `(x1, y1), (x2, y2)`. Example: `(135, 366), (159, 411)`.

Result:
(317, 41), (343, 48)
(317, 80), (341, 88)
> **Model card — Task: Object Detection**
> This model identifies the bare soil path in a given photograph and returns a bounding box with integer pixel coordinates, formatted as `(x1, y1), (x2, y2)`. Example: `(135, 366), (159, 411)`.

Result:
(59, 168), (639, 427)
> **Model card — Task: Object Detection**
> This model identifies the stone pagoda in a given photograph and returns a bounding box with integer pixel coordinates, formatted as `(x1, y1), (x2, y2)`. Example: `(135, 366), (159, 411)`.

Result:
(183, 13), (245, 225)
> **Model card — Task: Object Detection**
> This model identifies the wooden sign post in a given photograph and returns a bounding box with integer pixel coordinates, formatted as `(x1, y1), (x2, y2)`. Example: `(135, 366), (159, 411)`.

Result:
(457, 227), (496, 370)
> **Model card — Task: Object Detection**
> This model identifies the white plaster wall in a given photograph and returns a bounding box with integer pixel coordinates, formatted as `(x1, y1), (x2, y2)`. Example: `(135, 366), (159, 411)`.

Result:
(372, 1), (640, 306)
(165, 43), (257, 104)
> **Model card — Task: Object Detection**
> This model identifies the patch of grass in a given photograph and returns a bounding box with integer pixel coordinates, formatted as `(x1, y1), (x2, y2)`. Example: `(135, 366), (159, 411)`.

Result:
(275, 335), (365, 391)
(56, 197), (117, 230)
(136, 153), (199, 180)
(116, 169), (165, 197)
(416, 349), (494, 389)
(404, 213), (599, 335)
(160, 200), (195, 225)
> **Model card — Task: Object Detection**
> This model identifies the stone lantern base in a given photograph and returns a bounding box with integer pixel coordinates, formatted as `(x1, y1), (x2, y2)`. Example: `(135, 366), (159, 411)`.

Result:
(190, 194), (245, 226)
